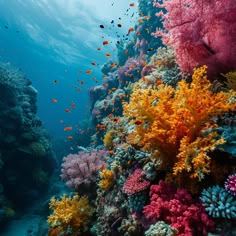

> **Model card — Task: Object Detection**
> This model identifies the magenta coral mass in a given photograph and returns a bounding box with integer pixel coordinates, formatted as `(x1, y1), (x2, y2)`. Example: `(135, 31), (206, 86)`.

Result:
(225, 174), (236, 195)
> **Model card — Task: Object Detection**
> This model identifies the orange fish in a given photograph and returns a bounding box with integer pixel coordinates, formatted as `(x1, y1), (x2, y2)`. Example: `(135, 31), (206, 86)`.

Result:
(111, 117), (119, 123)
(110, 63), (117, 69)
(86, 70), (92, 74)
(157, 80), (163, 85)
(142, 77), (147, 82)
(135, 120), (143, 125)
(127, 27), (135, 35)
(103, 83), (108, 87)
(124, 50), (128, 54)
(97, 47), (101, 50)
(109, 150), (114, 155)
(105, 53), (111, 57)
(91, 62), (96, 65)
(100, 163), (105, 171)
(130, 3), (135, 6)
(103, 40), (109, 45)
(64, 126), (72, 131)
(111, 87), (117, 91)
(65, 109), (71, 113)
(51, 99), (58, 103)
(67, 136), (73, 140)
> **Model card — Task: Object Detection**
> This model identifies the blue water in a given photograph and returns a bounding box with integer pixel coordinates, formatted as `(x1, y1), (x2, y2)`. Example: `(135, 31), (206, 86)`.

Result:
(0, 0), (138, 138)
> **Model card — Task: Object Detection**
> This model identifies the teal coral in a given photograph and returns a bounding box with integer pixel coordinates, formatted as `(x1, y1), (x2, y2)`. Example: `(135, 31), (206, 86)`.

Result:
(200, 185), (236, 219)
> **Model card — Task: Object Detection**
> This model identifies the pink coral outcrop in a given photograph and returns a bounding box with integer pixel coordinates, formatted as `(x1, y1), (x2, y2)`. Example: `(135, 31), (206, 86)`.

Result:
(122, 169), (150, 195)
(153, 0), (236, 78)
(143, 180), (215, 235)
(60, 149), (105, 189)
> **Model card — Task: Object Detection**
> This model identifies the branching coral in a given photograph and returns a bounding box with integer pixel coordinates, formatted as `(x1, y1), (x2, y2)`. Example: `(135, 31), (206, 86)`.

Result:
(47, 193), (93, 235)
(143, 181), (215, 236)
(123, 66), (236, 179)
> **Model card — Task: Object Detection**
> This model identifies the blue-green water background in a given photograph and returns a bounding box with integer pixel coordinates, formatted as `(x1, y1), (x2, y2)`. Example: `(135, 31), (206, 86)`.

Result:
(0, 0), (138, 139)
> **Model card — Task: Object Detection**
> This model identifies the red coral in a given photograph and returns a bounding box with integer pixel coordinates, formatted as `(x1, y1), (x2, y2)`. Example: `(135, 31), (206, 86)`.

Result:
(143, 180), (215, 235)
(122, 169), (150, 195)
(153, 0), (236, 78)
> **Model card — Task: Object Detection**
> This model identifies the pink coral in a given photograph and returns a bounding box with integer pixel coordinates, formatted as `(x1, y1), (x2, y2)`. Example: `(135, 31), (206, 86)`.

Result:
(122, 169), (150, 195)
(153, 0), (236, 77)
(143, 180), (215, 236)
(60, 149), (105, 189)
(225, 174), (236, 195)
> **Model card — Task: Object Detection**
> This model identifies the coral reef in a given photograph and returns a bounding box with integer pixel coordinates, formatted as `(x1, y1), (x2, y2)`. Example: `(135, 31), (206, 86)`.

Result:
(0, 62), (56, 224)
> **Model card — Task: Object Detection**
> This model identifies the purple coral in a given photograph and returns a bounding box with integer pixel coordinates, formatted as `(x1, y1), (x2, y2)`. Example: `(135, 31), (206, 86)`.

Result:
(153, 0), (236, 77)
(122, 169), (150, 195)
(60, 149), (105, 189)
(225, 174), (236, 195)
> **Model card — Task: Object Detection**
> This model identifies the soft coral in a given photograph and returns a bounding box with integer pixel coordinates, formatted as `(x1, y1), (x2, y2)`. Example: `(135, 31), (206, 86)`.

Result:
(153, 0), (236, 78)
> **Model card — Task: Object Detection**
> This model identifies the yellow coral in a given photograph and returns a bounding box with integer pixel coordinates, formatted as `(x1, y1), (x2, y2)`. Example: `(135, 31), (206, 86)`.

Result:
(47, 193), (93, 235)
(224, 71), (236, 90)
(123, 65), (236, 179)
(99, 169), (114, 191)
(103, 130), (116, 149)
(173, 132), (225, 180)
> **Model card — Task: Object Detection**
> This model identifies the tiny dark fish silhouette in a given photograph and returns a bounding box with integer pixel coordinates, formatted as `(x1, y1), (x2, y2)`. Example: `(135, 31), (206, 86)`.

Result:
(99, 25), (105, 28)
(4, 26), (8, 29)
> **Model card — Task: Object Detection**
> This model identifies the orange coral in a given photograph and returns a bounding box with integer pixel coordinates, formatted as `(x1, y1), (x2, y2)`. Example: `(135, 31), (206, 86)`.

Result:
(123, 65), (236, 179)
(47, 193), (93, 235)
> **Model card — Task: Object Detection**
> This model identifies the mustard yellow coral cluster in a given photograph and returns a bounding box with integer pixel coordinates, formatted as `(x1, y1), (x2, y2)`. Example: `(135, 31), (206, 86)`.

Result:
(99, 169), (114, 191)
(47, 193), (93, 235)
(123, 65), (236, 180)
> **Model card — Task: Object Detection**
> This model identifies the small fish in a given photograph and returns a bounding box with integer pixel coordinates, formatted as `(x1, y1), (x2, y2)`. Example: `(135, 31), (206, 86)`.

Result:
(67, 136), (73, 140)
(100, 24), (105, 28)
(51, 99), (58, 103)
(147, 48), (153, 52)
(100, 163), (105, 171)
(110, 63), (117, 69)
(97, 47), (101, 50)
(64, 126), (72, 131)
(124, 50), (128, 54)
(117, 24), (122, 27)
(80, 80), (84, 85)
(129, 3), (135, 6)
(53, 80), (58, 84)
(105, 53), (111, 57)
(103, 83), (108, 87)
(86, 70), (92, 74)
(111, 117), (119, 123)
(103, 40), (109, 45)
(156, 80), (163, 85)
(109, 150), (114, 155)
(127, 27), (134, 35)
(91, 62), (96, 65)
(135, 120), (143, 125)
(65, 109), (71, 113)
